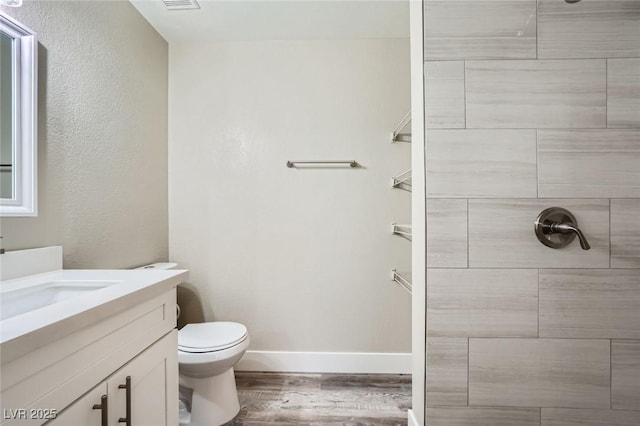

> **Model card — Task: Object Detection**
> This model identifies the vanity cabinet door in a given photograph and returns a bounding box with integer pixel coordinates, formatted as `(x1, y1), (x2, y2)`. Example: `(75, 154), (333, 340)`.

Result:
(107, 331), (178, 426)
(47, 382), (107, 426)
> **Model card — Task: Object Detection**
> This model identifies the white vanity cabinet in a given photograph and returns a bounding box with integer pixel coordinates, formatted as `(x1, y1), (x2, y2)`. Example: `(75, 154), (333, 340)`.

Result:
(46, 383), (108, 426)
(49, 331), (177, 426)
(0, 287), (180, 426)
(106, 331), (178, 426)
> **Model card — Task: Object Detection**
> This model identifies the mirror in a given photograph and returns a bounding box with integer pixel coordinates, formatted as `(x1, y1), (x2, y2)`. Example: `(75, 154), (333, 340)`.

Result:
(0, 12), (36, 216)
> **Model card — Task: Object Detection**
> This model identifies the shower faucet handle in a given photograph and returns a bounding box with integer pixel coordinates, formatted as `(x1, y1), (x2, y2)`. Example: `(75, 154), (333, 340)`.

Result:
(534, 207), (591, 250)
(546, 222), (591, 250)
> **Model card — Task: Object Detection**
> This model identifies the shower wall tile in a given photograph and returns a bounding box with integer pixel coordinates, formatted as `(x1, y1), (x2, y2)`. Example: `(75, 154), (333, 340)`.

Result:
(608, 59), (640, 128)
(468, 199), (609, 268)
(465, 60), (606, 128)
(426, 338), (468, 406)
(469, 338), (611, 408)
(425, 61), (465, 129)
(612, 340), (640, 411)
(542, 408), (640, 426)
(427, 407), (540, 426)
(427, 269), (538, 337)
(538, 0), (640, 59)
(538, 129), (640, 198)
(611, 199), (640, 268)
(427, 199), (467, 268)
(423, 0), (640, 418)
(426, 130), (537, 198)
(424, 0), (537, 60)
(539, 269), (640, 339)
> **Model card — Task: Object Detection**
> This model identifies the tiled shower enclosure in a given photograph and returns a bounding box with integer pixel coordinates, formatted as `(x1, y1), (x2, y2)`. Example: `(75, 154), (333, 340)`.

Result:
(423, 0), (640, 424)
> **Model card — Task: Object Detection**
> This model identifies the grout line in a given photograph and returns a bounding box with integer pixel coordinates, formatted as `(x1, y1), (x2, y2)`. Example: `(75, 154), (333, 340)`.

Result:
(536, 129), (539, 198)
(609, 198), (612, 268)
(610, 338), (613, 409)
(423, 37), (429, 421)
(427, 267), (623, 270)
(427, 404), (640, 411)
(536, 0), (540, 59)
(426, 57), (640, 62)
(467, 337), (470, 406)
(467, 199), (470, 269)
(606, 59), (609, 128)
(427, 266), (640, 272)
(463, 60), (467, 129)
(431, 197), (617, 200)
(442, 337), (615, 340)
(537, 268), (540, 338)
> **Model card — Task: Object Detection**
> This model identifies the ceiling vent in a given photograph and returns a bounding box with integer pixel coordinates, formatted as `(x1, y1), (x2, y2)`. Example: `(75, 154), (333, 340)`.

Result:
(162, 0), (199, 11)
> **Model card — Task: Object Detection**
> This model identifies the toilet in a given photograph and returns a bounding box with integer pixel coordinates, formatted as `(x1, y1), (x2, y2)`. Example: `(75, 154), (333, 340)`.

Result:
(178, 321), (249, 425)
(140, 263), (249, 425)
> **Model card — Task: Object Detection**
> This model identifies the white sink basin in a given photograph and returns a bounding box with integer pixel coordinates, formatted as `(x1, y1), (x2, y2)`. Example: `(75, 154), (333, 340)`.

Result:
(0, 280), (120, 321)
(0, 262), (187, 350)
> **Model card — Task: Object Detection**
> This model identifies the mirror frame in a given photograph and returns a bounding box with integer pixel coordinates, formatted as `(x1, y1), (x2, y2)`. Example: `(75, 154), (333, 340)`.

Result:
(0, 12), (36, 217)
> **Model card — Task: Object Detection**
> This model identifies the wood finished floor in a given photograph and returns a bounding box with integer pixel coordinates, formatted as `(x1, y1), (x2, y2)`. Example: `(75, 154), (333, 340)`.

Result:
(224, 372), (411, 426)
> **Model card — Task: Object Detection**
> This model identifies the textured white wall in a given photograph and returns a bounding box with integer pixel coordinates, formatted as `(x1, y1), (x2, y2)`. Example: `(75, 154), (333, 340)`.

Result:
(169, 39), (411, 352)
(0, 1), (169, 268)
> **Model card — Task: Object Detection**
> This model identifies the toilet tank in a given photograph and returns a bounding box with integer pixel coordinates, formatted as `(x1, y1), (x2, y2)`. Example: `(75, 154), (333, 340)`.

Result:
(137, 262), (205, 329)
(136, 262), (178, 270)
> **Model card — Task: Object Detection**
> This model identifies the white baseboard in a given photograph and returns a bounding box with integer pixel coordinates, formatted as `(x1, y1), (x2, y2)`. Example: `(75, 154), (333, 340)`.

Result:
(408, 409), (420, 426)
(236, 350), (411, 374)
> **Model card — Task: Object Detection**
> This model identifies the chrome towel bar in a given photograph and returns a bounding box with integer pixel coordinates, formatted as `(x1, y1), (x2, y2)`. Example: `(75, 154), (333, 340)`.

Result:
(391, 169), (412, 189)
(391, 111), (412, 143)
(392, 223), (412, 240)
(286, 160), (358, 168)
(391, 269), (412, 294)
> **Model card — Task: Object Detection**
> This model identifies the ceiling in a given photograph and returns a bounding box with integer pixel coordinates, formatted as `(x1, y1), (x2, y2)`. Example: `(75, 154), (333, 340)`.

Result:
(129, 0), (409, 43)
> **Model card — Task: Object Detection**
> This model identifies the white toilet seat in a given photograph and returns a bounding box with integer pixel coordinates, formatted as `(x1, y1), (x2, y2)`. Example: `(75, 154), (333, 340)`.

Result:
(178, 335), (249, 369)
(177, 321), (250, 378)
(178, 321), (248, 353)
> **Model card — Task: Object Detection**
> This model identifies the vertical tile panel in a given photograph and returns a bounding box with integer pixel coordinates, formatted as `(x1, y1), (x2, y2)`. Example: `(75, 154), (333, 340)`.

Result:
(427, 338), (468, 406)
(538, 0), (640, 59)
(468, 199), (610, 268)
(469, 338), (611, 408)
(611, 199), (640, 268)
(424, 0), (537, 60)
(540, 269), (640, 339)
(427, 199), (468, 268)
(426, 130), (537, 198)
(466, 60), (606, 129)
(608, 59), (640, 128)
(538, 130), (640, 198)
(425, 62), (465, 129)
(427, 407), (540, 426)
(542, 408), (640, 425)
(612, 340), (640, 410)
(427, 269), (538, 337)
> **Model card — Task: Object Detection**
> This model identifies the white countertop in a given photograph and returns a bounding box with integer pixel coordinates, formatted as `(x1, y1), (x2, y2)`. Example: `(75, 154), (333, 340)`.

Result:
(0, 268), (188, 360)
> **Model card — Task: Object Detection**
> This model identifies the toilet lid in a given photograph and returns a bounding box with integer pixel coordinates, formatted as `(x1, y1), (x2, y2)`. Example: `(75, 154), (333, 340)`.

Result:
(178, 321), (248, 353)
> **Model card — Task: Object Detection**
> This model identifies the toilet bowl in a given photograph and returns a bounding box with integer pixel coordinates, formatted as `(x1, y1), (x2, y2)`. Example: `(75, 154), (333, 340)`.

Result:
(138, 263), (249, 425)
(178, 321), (250, 426)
